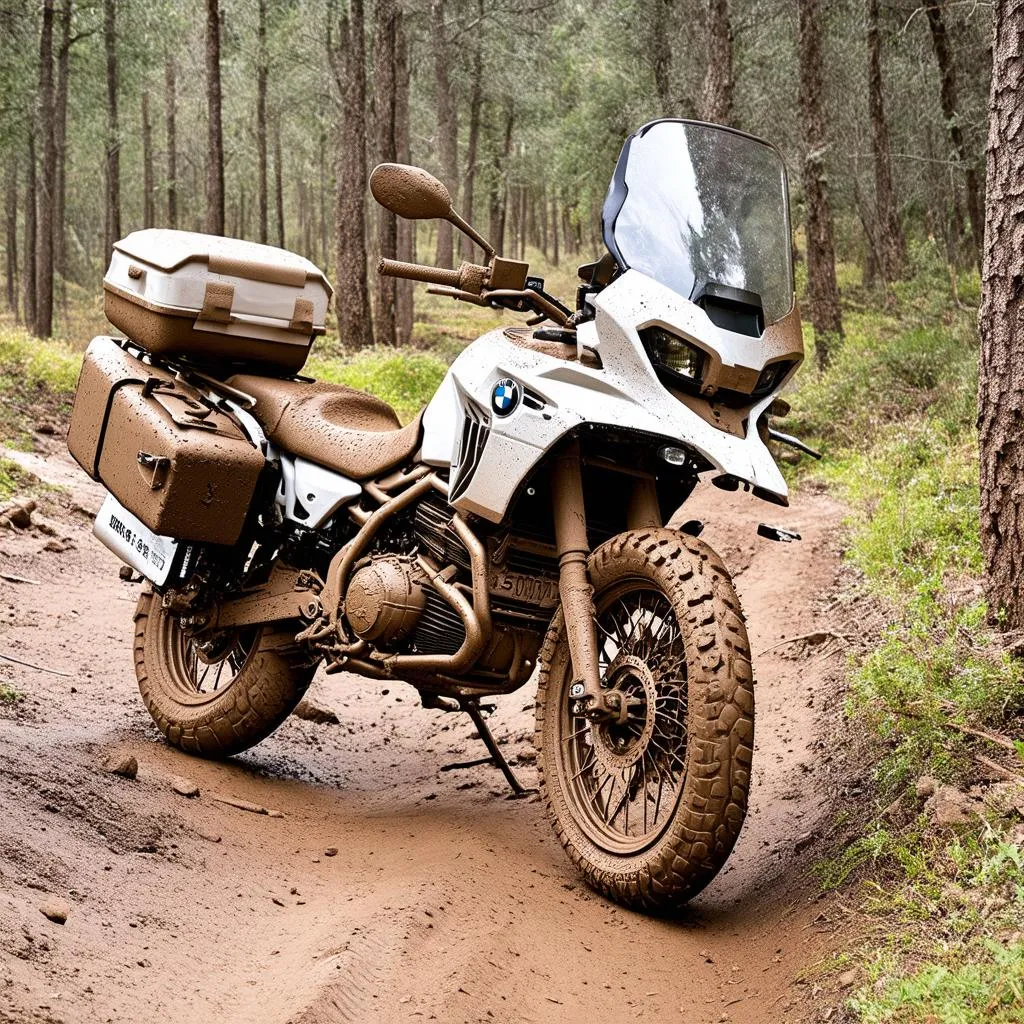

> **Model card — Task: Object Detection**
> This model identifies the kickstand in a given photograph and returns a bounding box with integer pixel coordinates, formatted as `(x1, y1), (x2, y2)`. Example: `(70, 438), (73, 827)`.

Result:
(439, 699), (536, 799)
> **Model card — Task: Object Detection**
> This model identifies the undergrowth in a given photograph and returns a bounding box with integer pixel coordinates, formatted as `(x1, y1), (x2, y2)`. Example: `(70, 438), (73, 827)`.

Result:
(790, 242), (1024, 1020)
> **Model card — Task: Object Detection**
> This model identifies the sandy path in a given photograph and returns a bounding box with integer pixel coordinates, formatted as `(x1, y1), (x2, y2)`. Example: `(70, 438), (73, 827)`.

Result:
(0, 441), (846, 1024)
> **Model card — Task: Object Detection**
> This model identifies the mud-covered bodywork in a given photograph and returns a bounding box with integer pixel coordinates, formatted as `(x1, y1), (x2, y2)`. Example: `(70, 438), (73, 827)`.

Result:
(421, 269), (803, 523)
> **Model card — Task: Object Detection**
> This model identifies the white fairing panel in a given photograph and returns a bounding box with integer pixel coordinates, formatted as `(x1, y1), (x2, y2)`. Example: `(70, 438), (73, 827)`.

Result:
(420, 270), (792, 524)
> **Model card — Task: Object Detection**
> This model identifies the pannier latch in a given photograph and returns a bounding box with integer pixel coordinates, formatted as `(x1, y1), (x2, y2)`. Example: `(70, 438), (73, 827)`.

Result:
(137, 451), (171, 490)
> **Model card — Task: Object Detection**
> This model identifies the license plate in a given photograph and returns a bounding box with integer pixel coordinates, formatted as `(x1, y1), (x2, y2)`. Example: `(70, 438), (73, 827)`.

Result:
(93, 493), (179, 587)
(489, 569), (560, 609)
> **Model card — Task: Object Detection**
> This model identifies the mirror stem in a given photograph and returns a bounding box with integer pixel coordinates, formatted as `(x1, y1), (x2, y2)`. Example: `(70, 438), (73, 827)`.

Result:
(447, 210), (495, 262)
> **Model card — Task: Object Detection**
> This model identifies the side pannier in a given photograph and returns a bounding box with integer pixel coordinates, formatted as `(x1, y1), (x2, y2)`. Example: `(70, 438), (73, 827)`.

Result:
(103, 229), (332, 374)
(67, 336), (266, 546)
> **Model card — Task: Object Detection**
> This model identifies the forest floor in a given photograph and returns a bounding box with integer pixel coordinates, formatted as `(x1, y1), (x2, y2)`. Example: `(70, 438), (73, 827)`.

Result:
(0, 424), (852, 1024)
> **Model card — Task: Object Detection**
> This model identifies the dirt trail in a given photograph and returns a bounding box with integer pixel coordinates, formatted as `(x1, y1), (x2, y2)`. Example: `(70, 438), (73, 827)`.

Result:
(1, 438), (847, 1024)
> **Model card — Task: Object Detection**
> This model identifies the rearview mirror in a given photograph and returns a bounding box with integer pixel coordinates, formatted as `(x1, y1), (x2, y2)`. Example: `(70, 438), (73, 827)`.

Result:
(369, 163), (452, 221)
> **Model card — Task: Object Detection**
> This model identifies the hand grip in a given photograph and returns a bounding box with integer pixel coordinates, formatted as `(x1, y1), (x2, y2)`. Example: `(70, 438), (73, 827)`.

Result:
(377, 258), (462, 287)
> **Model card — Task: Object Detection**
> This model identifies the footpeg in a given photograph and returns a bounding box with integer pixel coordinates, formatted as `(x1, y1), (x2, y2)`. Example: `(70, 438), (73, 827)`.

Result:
(757, 523), (801, 543)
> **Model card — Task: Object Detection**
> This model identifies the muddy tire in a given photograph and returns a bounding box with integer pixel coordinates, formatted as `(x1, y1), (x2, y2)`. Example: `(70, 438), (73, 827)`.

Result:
(535, 528), (753, 913)
(133, 589), (318, 758)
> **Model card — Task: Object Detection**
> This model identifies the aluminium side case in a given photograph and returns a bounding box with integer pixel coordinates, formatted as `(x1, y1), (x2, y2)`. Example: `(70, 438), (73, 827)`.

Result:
(68, 337), (266, 547)
(103, 229), (332, 374)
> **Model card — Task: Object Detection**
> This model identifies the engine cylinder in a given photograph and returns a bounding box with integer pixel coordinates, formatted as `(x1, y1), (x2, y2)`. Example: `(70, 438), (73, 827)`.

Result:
(344, 556), (428, 646)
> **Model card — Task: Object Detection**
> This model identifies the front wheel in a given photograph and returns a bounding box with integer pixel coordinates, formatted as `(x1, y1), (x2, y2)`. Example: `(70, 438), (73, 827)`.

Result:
(535, 529), (754, 912)
(133, 589), (319, 758)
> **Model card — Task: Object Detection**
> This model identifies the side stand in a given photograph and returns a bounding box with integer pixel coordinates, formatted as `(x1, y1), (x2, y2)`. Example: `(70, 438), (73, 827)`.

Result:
(439, 699), (536, 799)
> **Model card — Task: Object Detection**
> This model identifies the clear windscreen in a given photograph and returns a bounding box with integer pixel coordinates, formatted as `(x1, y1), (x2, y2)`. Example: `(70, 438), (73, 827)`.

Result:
(602, 121), (794, 325)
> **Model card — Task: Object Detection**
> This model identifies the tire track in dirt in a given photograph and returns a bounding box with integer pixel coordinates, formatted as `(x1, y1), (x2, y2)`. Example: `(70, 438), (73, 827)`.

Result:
(1, 442), (848, 1024)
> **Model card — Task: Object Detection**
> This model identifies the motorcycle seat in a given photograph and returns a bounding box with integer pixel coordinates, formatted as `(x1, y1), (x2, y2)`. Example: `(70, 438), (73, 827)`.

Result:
(227, 374), (423, 480)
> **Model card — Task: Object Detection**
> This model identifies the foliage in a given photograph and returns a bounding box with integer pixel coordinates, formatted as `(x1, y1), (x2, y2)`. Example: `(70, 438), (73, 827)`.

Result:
(0, 681), (22, 704)
(0, 457), (24, 502)
(0, 324), (81, 394)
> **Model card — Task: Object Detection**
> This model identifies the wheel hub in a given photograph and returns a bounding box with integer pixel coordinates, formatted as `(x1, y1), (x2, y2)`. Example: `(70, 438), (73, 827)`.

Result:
(591, 655), (656, 771)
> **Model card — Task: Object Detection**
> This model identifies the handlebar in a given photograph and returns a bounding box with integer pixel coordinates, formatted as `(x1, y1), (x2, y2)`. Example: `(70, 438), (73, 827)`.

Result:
(377, 258), (464, 288)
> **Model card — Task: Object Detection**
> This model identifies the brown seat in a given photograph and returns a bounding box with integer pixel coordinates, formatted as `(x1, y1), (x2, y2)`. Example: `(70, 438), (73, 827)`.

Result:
(228, 374), (423, 480)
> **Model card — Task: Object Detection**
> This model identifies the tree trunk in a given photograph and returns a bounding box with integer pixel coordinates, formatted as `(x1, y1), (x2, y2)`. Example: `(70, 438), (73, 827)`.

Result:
(978, 0), (1024, 627)
(332, 0), (373, 348)
(103, 0), (120, 257)
(394, 8), (414, 346)
(35, 0), (56, 338)
(24, 131), (37, 329)
(550, 194), (559, 267)
(274, 118), (285, 249)
(652, 0), (675, 112)
(205, 0), (225, 235)
(256, 0), (269, 244)
(5, 156), (18, 321)
(924, 0), (984, 270)
(488, 105), (514, 255)
(459, 0), (484, 261)
(141, 92), (155, 228)
(797, 0), (843, 368)
(164, 54), (178, 228)
(700, 0), (734, 124)
(431, 0), (458, 268)
(372, 0), (398, 346)
(866, 0), (905, 282)
(54, 0), (71, 303)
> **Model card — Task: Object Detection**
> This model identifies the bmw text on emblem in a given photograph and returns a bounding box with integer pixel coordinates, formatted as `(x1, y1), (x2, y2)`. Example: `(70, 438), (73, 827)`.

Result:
(491, 377), (521, 416)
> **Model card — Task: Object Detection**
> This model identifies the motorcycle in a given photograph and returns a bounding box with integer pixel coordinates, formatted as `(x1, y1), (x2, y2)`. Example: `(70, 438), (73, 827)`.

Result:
(68, 119), (810, 912)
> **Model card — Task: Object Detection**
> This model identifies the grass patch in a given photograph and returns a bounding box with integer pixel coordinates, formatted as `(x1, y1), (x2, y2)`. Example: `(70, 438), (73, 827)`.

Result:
(0, 681), (23, 704)
(0, 457), (25, 502)
(0, 324), (83, 394)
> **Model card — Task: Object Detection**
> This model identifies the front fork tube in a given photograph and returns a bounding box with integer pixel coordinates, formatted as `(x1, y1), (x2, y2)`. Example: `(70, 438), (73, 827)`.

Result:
(551, 441), (610, 719)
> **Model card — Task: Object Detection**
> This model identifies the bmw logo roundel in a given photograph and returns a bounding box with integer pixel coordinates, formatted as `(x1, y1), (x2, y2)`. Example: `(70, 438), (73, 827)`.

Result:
(491, 377), (521, 417)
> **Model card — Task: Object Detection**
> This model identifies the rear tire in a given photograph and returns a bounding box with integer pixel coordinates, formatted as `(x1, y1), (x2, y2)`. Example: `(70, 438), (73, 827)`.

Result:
(133, 589), (318, 758)
(535, 528), (754, 913)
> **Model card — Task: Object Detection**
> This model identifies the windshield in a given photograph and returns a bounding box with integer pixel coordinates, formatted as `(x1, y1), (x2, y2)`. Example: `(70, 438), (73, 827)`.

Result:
(602, 120), (794, 325)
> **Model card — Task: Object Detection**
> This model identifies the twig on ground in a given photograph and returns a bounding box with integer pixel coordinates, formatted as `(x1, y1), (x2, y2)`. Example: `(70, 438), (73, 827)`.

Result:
(0, 651), (73, 677)
(210, 793), (284, 817)
(757, 630), (848, 657)
(974, 753), (1024, 784)
(0, 572), (41, 585)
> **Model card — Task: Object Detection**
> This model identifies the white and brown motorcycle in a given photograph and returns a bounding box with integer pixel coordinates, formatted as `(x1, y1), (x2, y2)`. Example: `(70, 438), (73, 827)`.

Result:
(68, 119), (809, 912)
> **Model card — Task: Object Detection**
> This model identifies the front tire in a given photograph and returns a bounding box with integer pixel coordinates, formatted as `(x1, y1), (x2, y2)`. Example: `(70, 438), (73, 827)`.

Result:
(133, 589), (318, 758)
(535, 529), (754, 912)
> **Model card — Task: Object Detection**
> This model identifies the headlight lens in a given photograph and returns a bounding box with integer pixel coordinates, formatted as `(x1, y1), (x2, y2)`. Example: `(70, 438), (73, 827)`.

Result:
(753, 360), (794, 396)
(639, 326), (705, 385)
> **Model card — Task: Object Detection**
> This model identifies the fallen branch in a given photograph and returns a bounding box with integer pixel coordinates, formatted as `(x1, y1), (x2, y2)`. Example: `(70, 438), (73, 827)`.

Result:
(210, 793), (284, 818)
(0, 651), (73, 677)
(974, 753), (1024, 785)
(0, 572), (41, 585)
(900, 703), (1022, 758)
(756, 630), (847, 657)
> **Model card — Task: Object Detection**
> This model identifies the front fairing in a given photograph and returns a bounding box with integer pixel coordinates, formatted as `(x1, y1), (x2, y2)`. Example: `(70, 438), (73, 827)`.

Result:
(420, 271), (803, 524)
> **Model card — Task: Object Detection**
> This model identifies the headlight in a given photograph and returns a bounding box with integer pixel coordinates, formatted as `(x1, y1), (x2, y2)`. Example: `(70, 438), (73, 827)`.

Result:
(639, 326), (705, 387)
(753, 360), (794, 396)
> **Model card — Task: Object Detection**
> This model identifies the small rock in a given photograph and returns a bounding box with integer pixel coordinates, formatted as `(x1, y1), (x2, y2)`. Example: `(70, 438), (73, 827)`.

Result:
(838, 969), (858, 989)
(103, 753), (138, 780)
(915, 776), (937, 799)
(39, 900), (69, 925)
(35, 422), (56, 435)
(794, 832), (816, 853)
(197, 831), (222, 844)
(926, 785), (978, 827)
(323, 847), (338, 857)
(293, 698), (340, 725)
(43, 540), (68, 553)
(4, 502), (36, 530)
(515, 748), (538, 765)
(171, 776), (200, 799)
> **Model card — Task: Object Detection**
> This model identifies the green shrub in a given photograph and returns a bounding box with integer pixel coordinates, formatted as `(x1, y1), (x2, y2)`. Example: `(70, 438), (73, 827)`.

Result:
(0, 325), (82, 394)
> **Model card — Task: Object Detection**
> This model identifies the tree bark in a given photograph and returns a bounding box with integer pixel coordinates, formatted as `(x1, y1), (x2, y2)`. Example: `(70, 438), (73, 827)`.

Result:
(459, 0), (485, 261)
(141, 92), (155, 228)
(923, 0), (984, 270)
(394, 8), (414, 346)
(331, 0), (373, 348)
(205, 0), (225, 235)
(978, 0), (1024, 627)
(431, 0), (459, 268)
(372, 0), (398, 346)
(5, 156), (18, 321)
(866, 0), (905, 281)
(797, 0), (843, 367)
(256, 0), (269, 244)
(274, 118), (285, 249)
(488, 105), (514, 255)
(164, 54), (178, 228)
(103, 0), (120, 256)
(53, 0), (71, 301)
(700, 0), (734, 124)
(35, 0), (56, 337)
(23, 130), (37, 329)
(652, 0), (676, 112)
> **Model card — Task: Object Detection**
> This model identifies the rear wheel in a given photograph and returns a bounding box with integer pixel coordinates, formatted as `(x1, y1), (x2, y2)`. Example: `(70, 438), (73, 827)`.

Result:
(535, 529), (753, 912)
(133, 589), (318, 757)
